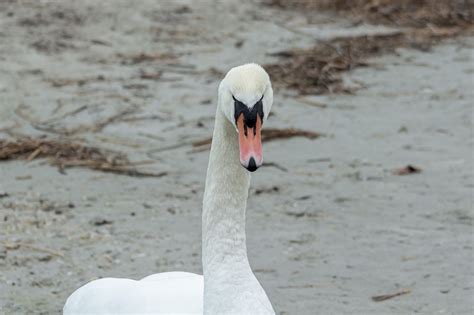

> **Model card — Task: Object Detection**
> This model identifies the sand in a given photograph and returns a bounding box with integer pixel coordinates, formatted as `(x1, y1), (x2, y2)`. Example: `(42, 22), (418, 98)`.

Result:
(0, 1), (472, 314)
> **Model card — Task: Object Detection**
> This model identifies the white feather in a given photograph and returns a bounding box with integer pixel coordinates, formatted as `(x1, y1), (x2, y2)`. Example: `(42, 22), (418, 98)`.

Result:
(64, 272), (203, 314)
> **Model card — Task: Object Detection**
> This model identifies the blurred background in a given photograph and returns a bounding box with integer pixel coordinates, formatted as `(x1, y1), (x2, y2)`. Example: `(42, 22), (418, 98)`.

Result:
(0, 1), (472, 314)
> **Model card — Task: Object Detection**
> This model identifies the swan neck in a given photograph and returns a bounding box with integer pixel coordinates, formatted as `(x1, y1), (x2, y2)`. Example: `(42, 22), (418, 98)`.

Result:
(202, 108), (250, 272)
(200, 92), (274, 315)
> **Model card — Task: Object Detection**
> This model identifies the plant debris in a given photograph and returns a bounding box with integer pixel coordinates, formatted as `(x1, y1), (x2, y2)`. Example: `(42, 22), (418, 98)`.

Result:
(192, 128), (321, 149)
(372, 288), (411, 302)
(393, 164), (422, 175)
(263, 161), (288, 172)
(265, 0), (473, 94)
(0, 240), (64, 258)
(139, 70), (162, 80)
(255, 186), (280, 195)
(14, 105), (138, 136)
(0, 137), (166, 177)
(47, 75), (105, 87)
(262, 128), (321, 141)
(90, 218), (113, 226)
(266, 0), (473, 28)
(266, 28), (469, 94)
(118, 52), (176, 65)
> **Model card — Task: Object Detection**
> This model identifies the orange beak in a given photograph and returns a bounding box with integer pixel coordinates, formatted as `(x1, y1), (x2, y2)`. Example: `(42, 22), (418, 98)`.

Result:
(237, 113), (263, 172)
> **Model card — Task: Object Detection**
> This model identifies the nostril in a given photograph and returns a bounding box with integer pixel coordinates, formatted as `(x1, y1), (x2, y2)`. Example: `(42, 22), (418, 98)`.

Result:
(247, 157), (258, 172)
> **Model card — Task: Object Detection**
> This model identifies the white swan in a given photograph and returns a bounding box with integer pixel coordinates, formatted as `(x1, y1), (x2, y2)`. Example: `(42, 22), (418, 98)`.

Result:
(63, 63), (275, 315)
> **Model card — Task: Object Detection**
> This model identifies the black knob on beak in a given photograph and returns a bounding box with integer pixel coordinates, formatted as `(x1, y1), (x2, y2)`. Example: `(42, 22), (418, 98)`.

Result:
(246, 157), (258, 172)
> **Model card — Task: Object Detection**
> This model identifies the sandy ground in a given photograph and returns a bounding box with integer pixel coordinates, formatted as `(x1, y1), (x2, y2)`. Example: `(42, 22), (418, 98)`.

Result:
(0, 1), (473, 314)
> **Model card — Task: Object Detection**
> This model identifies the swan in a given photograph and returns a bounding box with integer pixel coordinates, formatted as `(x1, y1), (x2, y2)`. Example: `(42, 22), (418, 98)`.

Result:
(63, 63), (275, 315)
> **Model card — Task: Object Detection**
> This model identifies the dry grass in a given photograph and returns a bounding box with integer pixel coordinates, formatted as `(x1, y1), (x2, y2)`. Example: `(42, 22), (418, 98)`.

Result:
(267, 0), (473, 28)
(265, 0), (473, 94)
(0, 138), (165, 177)
(266, 27), (469, 94)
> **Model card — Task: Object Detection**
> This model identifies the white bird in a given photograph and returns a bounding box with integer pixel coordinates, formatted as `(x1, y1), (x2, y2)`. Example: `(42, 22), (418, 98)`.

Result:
(64, 63), (275, 315)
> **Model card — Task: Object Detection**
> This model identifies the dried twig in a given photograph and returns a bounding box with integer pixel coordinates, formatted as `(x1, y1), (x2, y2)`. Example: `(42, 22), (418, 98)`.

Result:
(94, 109), (137, 132)
(0, 240), (64, 258)
(263, 162), (288, 172)
(15, 101), (137, 136)
(192, 138), (212, 148)
(261, 128), (320, 142)
(38, 107), (137, 136)
(372, 289), (411, 302)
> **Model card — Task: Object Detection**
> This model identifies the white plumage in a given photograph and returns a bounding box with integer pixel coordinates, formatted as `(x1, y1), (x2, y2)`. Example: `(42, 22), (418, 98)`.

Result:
(64, 272), (203, 314)
(64, 64), (275, 315)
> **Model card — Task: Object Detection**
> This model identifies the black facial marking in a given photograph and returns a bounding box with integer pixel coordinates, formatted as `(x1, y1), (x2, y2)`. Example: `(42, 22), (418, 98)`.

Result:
(233, 95), (264, 128)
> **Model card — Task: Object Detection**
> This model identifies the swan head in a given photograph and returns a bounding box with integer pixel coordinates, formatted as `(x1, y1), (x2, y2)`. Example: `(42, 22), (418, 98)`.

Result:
(218, 63), (273, 172)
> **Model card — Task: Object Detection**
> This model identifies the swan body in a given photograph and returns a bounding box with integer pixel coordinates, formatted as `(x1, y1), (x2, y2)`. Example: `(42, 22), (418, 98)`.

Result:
(64, 63), (275, 315)
(64, 272), (203, 314)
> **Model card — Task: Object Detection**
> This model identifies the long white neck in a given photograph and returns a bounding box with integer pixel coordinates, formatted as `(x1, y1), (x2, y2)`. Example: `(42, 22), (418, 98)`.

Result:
(202, 108), (250, 272)
(202, 107), (274, 314)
